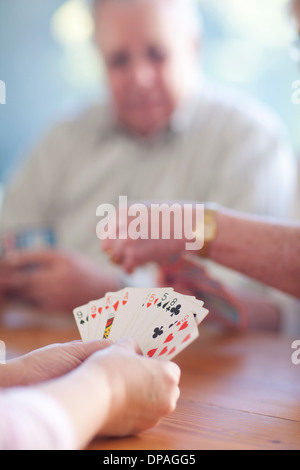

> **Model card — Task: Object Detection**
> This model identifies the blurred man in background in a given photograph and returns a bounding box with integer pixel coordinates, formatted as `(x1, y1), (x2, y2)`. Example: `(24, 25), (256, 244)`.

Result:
(0, 0), (296, 328)
(102, 0), (300, 333)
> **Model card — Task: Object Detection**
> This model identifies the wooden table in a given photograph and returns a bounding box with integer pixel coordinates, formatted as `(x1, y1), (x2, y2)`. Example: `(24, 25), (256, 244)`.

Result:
(0, 308), (299, 451)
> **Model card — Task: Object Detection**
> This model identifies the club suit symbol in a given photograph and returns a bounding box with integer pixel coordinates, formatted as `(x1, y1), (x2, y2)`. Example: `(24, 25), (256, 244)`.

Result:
(152, 327), (164, 339)
(170, 304), (182, 317)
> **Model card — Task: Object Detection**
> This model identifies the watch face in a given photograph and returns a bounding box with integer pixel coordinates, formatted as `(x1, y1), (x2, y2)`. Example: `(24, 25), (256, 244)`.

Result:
(204, 211), (217, 242)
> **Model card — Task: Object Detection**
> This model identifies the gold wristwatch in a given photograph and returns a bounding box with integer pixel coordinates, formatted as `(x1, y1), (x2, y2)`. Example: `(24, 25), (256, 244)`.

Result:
(197, 203), (218, 258)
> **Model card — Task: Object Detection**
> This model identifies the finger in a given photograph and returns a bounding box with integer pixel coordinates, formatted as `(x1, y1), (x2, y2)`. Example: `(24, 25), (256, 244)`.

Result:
(164, 361), (181, 383)
(0, 270), (22, 288)
(159, 270), (174, 285)
(114, 337), (142, 355)
(11, 268), (49, 291)
(109, 239), (128, 264)
(121, 245), (148, 273)
(5, 249), (56, 269)
(9, 273), (56, 307)
(110, 253), (123, 266)
(0, 258), (13, 270)
(68, 339), (113, 360)
(170, 383), (181, 412)
(101, 238), (112, 252)
(82, 339), (113, 353)
(122, 256), (136, 274)
(104, 244), (124, 266)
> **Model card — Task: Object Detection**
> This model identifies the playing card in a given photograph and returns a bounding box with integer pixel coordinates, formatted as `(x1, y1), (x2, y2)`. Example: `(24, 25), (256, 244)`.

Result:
(142, 313), (199, 360)
(87, 297), (106, 341)
(121, 288), (174, 340)
(73, 303), (89, 342)
(101, 290), (124, 339)
(175, 294), (206, 325)
(136, 293), (207, 351)
(108, 288), (152, 342)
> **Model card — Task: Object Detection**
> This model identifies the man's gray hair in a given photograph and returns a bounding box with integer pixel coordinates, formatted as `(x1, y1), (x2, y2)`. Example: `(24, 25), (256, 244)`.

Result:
(91, 0), (203, 38)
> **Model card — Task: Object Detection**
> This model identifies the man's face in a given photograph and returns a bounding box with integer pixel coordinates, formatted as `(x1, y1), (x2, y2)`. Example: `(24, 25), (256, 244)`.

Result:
(94, 0), (198, 136)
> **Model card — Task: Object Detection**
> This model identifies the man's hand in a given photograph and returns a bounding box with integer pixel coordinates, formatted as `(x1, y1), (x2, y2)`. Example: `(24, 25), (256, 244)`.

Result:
(4, 249), (122, 311)
(0, 258), (20, 304)
(101, 203), (189, 273)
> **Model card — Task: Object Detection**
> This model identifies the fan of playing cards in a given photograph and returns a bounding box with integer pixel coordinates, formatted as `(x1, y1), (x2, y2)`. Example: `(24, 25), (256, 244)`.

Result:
(73, 288), (209, 361)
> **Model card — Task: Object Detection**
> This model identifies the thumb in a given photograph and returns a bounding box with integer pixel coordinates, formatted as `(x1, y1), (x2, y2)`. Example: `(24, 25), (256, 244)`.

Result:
(74, 339), (113, 358)
(114, 337), (142, 355)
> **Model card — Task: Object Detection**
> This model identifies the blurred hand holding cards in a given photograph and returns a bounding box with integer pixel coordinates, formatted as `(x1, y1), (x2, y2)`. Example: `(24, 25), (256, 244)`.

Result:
(1, 227), (56, 269)
(0, 227), (57, 302)
(73, 287), (209, 361)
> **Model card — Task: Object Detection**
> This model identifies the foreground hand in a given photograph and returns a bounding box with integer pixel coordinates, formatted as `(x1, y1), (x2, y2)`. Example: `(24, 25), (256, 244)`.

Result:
(88, 338), (181, 437)
(4, 249), (122, 311)
(39, 338), (181, 448)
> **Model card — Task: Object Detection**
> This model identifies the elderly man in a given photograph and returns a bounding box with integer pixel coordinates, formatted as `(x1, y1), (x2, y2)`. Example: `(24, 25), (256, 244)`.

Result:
(0, 0), (296, 318)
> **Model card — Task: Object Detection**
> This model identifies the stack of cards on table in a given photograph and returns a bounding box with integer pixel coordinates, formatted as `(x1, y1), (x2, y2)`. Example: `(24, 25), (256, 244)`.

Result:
(73, 287), (209, 360)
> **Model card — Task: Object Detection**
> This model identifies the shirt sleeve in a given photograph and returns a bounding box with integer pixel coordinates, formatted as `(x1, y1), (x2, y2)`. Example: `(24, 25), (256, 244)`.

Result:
(216, 110), (297, 219)
(200, 86), (298, 219)
(0, 387), (77, 450)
